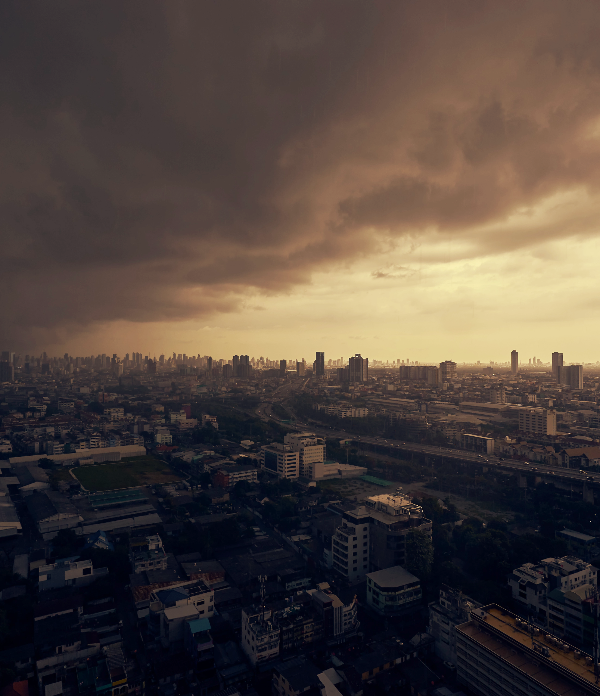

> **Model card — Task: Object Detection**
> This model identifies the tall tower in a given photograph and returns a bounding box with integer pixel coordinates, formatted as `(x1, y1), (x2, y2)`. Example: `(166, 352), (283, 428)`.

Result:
(348, 354), (368, 383)
(511, 350), (518, 375)
(315, 352), (325, 377)
(552, 352), (563, 380)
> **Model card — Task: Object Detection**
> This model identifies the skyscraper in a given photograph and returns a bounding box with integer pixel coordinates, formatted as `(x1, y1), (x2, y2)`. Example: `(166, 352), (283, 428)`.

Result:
(315, 351), (325, 377)
(0, 362), (14, 383)
(348, 354), (368, 383)
(439, 360), (457, 382)
(552, 351), (563, 380)
(280, 359), (287, 376)
(511, 350), (518, 374)
(232, 355), (240, 376)
(560, 364), (583, 390)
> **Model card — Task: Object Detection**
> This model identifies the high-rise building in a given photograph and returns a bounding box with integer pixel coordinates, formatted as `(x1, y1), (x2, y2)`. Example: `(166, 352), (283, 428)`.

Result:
(331, 494), (432, 582)
(348, 354), (368, 383)
(206, 356), (213, 373)
(296, 360), (306, 377)
(511, 350), (518, 374)
(552, 351), (564, 380)
(0, 362), (14, 383)
(222, 364), (232, 378)
(559, 364), (583, 390)
(439, 360), (457, 382)
(239, 355), (250, 378)
(279, 359), (287, 376)
(232, 355), (240, 376)
(315, 352), (325, 377)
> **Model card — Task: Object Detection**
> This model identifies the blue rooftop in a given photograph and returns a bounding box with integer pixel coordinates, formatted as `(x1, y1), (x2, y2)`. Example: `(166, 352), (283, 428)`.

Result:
(187, 617), (211, 634)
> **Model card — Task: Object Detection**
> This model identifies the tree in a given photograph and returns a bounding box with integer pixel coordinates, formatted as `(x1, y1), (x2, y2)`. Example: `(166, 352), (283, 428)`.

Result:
(52, 528), (81, 558)
(233, 480), (252, 496)
(405, 529), (434, 581)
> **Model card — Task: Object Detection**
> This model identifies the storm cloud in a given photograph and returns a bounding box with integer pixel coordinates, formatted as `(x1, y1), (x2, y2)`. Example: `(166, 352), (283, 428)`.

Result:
(3, 0), (600, 349)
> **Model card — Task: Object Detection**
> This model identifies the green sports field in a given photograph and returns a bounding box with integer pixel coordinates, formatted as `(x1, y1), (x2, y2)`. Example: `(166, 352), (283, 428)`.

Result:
(72, 455), (181, 492)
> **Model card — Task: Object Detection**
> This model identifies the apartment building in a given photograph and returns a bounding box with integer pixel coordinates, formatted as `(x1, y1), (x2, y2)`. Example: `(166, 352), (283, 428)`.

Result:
(283, 432), (325, 478)
(241, 605), (281, 666)
(155, 429), (172, 445)
(456, 604), (600, 696)
(509, 556), (597, 626)
(38, 558), (109, 591)
(212, 465), (258, 489)
(260, 442), (300, 479)
(129, 534), (168, 573)
(331, 494), (432, 581)
(148, 580), (215, 649)
(366, 566), (421, 617)
(518, 407), (557, 436)
(241, 584), (359, 666)
(428, 585), (481, 663)
(332, 514), (370, 581)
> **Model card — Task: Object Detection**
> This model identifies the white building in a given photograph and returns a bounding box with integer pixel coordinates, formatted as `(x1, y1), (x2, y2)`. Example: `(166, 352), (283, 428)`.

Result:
(104, 407), (125, 421)
(332, 515), (370, 582)
(38, 557), (109, 591)
(260, 443), (300, 479)
(518, 407), (557, 436)
(202, 414), (218, 429)
(155, 429), (172, 445)
(331, 494), (432, 581)
(241, 605), (280, 666)
(509, 556), (597, 626)
(283, 432), (325, 478)
(149, 580), (214, 648)
(169, 411), (187, 424)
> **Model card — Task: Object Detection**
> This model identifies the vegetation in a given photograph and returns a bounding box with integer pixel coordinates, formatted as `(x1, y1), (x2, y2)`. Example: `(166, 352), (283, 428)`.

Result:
(405, 529), (434, 581)
(73, 455), (180, 491)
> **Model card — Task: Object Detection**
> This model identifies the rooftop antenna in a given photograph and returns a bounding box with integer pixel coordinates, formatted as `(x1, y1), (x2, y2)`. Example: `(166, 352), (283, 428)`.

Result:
(259, 574), (267, 623)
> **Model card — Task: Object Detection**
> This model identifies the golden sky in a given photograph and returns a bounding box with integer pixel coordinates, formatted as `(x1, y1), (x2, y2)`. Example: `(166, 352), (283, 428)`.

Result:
(3, 1), (600, 362)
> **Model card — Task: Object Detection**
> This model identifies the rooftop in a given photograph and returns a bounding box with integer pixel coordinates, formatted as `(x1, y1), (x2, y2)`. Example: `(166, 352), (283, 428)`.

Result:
(458, 605), (599, 694)
(367, 565), (420, 589)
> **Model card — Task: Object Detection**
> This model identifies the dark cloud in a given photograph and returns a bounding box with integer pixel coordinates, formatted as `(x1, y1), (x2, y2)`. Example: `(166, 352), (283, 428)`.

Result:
(3, 0), (600, 348)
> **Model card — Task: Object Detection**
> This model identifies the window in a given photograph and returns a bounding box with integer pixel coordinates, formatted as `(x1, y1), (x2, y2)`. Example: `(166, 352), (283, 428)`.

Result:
(82, 567), (92, 576)
(353, 544), (357, 549)
(353, 552), (357, 556)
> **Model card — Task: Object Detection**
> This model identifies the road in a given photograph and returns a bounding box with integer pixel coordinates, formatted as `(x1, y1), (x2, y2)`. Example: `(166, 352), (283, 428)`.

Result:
(254, 393), (600, 487)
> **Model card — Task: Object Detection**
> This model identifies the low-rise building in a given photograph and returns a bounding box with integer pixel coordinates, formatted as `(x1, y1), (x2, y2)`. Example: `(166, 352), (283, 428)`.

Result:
(155, 429), (172, 445)
(557, 529), (600, 562)
(509, 555), (597, 626)
(148, 581), (214, 649)
(129, 534), (168, 573)
(212, 465), (258, 489)
(366, 566), (421, 616)
(461, 433), (494, 454)
(38, 557), (109, 592)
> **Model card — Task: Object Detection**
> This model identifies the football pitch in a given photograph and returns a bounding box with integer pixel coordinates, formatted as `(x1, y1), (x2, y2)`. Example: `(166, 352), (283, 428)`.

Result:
(72, 455), (181, 491)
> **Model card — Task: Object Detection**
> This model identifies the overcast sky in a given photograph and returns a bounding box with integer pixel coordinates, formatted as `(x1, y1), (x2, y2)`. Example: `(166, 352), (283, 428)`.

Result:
(3, 0), (600, 363)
